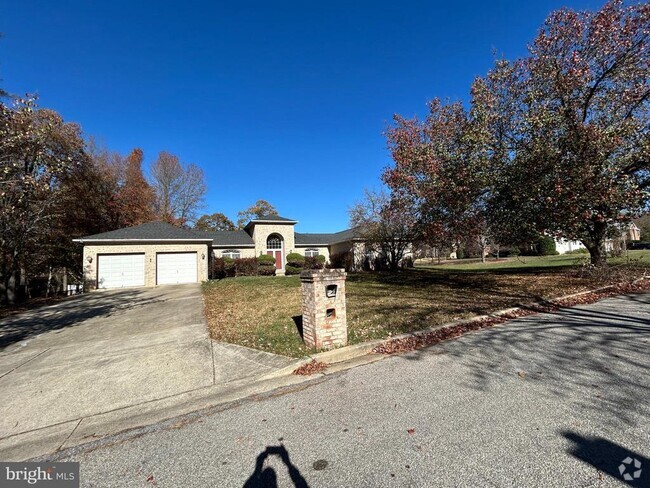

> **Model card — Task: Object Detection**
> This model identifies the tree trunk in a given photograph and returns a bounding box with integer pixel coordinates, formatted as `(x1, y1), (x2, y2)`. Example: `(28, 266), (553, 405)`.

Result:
(587, 244), (606, 266)
(585, 221), (608, 266)
(2, 268), (18, 305)
(62, 267), (68, 295)
(46, 267), (53, 298)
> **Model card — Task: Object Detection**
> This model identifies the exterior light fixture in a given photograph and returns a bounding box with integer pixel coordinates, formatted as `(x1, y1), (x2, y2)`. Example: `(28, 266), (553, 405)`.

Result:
(86, 256), (93, 263)
(201, 253), (206, 260)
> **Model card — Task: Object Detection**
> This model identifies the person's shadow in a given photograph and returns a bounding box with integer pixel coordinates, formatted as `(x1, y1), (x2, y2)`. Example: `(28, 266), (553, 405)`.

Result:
(243, 445), (309, 488)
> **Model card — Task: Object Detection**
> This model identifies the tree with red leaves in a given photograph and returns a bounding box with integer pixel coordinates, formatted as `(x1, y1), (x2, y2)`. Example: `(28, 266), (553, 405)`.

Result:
(0, 99), (87, 303)
(474, 0), (650, 265)
(385, 1), (650, 266)
(384, 99), (494, 262)
(115, 148), (156, 227)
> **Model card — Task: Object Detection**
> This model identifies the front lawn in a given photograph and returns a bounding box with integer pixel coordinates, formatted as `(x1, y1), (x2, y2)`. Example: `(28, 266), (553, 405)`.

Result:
(202, 250), (650, 357)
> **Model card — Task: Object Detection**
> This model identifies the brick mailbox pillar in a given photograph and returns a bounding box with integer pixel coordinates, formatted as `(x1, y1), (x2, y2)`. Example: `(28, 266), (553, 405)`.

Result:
(300, 269), (347, 350)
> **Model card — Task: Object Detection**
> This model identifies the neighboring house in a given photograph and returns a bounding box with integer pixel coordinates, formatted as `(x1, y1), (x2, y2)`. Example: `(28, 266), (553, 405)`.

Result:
(605, 222), (641, 253)
(554, 222), (641, 255)
(554, 238), (586, 254)
(74, 215), (364, 289)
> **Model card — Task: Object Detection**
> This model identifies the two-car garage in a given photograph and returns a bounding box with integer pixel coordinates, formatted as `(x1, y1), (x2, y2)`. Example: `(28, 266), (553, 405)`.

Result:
(76, 222), (212, 290)
(96, 252), (198, 289)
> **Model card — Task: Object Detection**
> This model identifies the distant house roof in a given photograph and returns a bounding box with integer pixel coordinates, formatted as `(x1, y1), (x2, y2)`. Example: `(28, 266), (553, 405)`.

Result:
(295, 228), (360, 246)
(206, 230), (255, 248)
(255, 214), (297, 222)
(73, 221), (213, 243)
(633, 214), (649, 228)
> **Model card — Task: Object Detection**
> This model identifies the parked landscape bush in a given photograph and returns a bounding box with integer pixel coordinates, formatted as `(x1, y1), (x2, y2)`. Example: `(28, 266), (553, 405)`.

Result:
(537, 236), (559, 256)
(234, 258), (258, 276)
(304, 255), (326, 270)
(211, 257), (235, 279)
(286, 253), (305, 268)
(285, 265), (303, 275)
(257, 254), (276, 276)
(329, 251), (353, 271)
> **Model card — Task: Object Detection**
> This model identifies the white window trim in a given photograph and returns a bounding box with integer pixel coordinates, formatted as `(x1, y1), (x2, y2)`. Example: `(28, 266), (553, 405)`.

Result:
(222, 250), (241, 260)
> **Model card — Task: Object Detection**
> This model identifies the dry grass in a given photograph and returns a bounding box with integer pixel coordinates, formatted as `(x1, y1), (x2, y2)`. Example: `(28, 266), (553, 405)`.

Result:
(202, 251), (650, 358)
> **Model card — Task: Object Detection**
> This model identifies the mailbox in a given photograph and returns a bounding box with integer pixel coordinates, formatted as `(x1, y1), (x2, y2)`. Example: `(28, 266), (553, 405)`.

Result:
(300, 269), (347, 350)
(326, 284), (337, 298)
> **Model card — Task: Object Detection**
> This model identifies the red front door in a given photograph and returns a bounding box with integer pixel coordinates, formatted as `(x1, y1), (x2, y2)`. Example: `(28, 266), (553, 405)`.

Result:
(267, 250), (282, 269)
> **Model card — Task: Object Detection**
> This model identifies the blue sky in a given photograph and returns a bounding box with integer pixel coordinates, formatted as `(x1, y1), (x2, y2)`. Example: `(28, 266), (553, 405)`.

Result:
(2, 0), (603, 232)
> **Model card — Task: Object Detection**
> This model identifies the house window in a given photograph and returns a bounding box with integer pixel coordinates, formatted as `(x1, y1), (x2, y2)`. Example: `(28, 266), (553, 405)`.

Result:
(267, 236), (282, 250)
(305, 248), (320, 257)
(222, 250), (240, 260)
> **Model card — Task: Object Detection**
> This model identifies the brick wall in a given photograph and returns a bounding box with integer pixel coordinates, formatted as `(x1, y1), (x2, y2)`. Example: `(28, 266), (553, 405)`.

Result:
(300, 269), (347, 350)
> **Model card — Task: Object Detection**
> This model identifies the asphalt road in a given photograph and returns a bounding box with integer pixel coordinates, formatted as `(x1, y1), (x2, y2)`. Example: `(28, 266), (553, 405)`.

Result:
(57, 292), (649, 487)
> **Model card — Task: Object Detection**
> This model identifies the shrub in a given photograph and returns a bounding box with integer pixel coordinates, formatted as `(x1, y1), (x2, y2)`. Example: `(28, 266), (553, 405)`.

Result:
(257, 254), (276, 265)
(285, 265), (303, 275)
(400, 256), (414, 268)
(212, 257), (235, 279)
(286, 252), (305, 267)
(304, 255), (326, 270)
(536, 236), (559, 256)
(509, 247), (521, 257)
(234, 257), (258, 276)
(328, 251), (353, 272)
(257, 254), (276, 276)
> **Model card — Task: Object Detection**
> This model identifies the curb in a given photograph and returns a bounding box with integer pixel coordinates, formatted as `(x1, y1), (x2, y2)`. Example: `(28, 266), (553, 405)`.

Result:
(271, 276), (650, 375)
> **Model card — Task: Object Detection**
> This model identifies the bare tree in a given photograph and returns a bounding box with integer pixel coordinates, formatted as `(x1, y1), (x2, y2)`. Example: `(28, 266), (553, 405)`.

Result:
(151, 151), (206, 226)
(349, 189), (417, 271)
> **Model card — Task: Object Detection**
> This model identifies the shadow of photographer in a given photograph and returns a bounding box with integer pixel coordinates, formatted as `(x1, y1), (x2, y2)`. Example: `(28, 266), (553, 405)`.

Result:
(243, 444), (310, 488)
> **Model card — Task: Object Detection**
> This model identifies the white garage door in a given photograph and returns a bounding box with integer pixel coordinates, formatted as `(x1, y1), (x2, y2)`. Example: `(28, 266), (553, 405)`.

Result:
(156, 252), (198, 285)
(97, 254), (145, 289)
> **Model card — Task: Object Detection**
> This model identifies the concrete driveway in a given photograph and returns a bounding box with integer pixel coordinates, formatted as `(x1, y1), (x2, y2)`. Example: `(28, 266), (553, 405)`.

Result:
(0, 285), (294, 460)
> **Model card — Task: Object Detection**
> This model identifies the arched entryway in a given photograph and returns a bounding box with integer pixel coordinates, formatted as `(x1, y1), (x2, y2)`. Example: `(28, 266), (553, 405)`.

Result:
(266, 234), (284, 271)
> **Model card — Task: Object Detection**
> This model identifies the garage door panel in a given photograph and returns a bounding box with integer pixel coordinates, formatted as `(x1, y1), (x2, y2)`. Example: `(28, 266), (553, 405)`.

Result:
(157, 253), (197, 285)
(97, 254), (145, 289)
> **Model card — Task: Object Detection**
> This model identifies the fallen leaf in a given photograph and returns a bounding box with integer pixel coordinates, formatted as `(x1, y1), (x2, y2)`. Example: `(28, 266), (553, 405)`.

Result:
(407, 428), (415, 435)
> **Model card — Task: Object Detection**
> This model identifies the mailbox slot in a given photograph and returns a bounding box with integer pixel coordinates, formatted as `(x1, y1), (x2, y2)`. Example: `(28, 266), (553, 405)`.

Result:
(326, 284), (337, 298)
(326, 308), (336, 319)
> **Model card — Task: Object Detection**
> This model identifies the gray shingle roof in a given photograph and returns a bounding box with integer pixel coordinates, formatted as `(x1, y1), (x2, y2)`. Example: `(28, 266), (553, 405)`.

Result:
(295, 228), (360, 246)
(252, 214), (297, 222)
(75, 221), (213, 242)
(205, 230), (255, 247)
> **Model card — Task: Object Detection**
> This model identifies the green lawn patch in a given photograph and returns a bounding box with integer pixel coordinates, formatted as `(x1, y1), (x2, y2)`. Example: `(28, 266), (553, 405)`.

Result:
(202, 250), (650, 358)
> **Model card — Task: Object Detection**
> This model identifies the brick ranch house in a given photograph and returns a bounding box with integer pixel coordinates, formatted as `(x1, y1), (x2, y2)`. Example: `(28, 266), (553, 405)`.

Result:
(74, 215), (363, 289)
